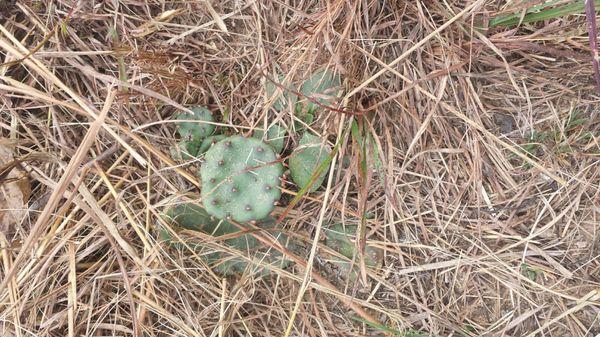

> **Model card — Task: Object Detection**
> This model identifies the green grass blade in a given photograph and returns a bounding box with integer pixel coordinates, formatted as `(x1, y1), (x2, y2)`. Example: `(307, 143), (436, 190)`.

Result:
(490, 0), (600, 27)
(489, 0), (562, 26)
(351, 317), (429, 336)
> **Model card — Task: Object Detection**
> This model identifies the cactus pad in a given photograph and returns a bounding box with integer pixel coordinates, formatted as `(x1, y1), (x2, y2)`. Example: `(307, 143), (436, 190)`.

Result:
(200, 135), (283, 222)
(161, 203), (295, 276)
(299, 68), (341, 113)
(198, 134), (227, 154)
(252, 124), (287, 153)
(265, 74), (298, 112)
(289, 133), (332, 192)
(175, 106), (215, 141)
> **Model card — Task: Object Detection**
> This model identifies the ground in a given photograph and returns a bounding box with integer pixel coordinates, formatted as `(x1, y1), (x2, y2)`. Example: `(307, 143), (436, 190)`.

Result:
(0, 0), (598, 336)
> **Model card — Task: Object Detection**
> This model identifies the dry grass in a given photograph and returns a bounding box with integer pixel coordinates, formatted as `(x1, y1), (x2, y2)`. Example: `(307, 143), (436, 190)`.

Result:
(0, 0), (599, 336)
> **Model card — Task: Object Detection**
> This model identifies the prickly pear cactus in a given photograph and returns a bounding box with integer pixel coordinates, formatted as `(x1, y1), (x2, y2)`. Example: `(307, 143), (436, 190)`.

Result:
(265, 74), (298, 112)
(299, 68), (341, 113)
(163, 203), (211, 231)
(198, 134), (227, 154)
(200, 136), (283, 222)
(175, 106), (215, 141)
(252, 124), (286, 153)
(159, 202), (209, 244)
(171, 106), (216, 161)
(322, 223), (382, 281)
(289, 133), (331, 192)
(208, 219), (295, 276)
(161, 202), (295, 276)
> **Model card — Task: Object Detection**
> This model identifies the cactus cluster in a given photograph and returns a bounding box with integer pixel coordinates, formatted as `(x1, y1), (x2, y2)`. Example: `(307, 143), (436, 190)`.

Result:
(168, 108), (287, 224)
(161, 68), (385, 279)
(200, 135), (283, 223)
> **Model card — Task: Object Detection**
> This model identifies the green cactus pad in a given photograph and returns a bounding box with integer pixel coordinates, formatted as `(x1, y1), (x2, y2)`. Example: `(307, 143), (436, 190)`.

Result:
(160, 203), (294, 276)
(164, 203), (212, 231)
(175, 106), (215, 141)
(200, 136), (284, 222)
(299, 68), (341, 113)
(289, 133), (332, 192)
(159, 202), (210, 245)
(322, 223), (382, 281)
(265, 74), (298, 112)
(209, 219), (295, 276)
(198, 134), (227, 154)
(252, 124), (287, 153)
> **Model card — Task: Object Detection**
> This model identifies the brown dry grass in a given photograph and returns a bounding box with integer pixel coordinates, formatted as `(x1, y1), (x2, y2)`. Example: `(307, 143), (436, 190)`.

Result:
(0, 0), (599, 336)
